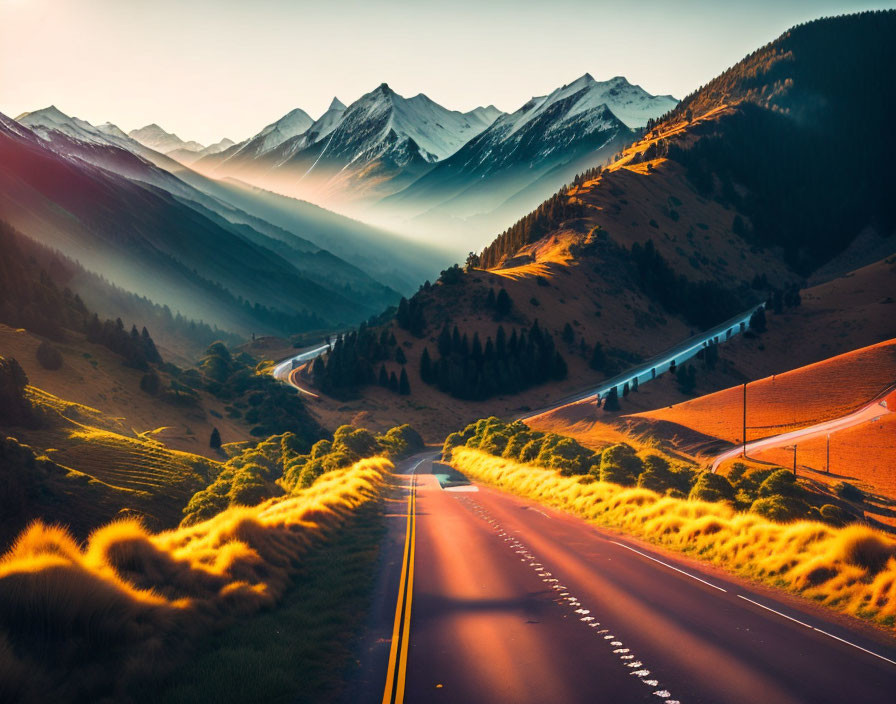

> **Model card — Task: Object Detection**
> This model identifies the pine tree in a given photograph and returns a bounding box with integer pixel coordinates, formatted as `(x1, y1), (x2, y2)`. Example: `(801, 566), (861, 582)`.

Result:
(389, 371), (399, 393)
(420, 347), (432, 382)
(210, 427), (222, 449)
(562, 323), (574, 345)
(399, 368), (411, 395)
(589, 343), (607, 372)
(395, 347), (407, 365)
(604, 386), (620, 412)
(495, 288), (512, 319)
(378, 364), (389, 387)
(749, 307), (767, 333)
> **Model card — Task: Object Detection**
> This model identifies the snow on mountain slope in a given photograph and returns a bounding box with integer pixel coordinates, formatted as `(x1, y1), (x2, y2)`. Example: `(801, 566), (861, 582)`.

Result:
(375, 74), (676, 246)
(225, 107), (314, 162)
(505, 74), (675, 134)
(17, 106), (132, 148)
(258, 97), (347, 164)
(129, 123), (204, 153)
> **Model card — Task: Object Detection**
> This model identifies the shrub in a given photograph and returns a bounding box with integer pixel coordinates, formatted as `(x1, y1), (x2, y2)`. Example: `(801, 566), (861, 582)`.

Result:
(727, 462), (749, 484)
(598, 444), (643, 486)
(689, 472), (736, 503)
(834, 482), (864, 503)
(750, 495), (810, 522)
(757, 469), (800, 499)
(637, 454), (675, 492)
(35, 341), (63, 370)
(819, 504), (846, 527)
(377, 424), (424, 459)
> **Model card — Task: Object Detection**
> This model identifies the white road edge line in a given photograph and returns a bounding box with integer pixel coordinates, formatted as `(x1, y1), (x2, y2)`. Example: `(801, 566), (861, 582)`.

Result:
(736, 595), (813, 628)
(737, 593), (896, 667)
(610, 541), (727, 593)
(810, 627), (896, 667)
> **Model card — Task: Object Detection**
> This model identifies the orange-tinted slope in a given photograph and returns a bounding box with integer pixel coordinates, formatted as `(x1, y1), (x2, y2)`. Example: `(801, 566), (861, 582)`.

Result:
(639, 339), (896, 445)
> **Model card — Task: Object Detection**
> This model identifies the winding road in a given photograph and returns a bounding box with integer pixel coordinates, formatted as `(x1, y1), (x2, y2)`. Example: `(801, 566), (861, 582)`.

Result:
(347, 454), (896, 703)
(711, 387), (896, 472)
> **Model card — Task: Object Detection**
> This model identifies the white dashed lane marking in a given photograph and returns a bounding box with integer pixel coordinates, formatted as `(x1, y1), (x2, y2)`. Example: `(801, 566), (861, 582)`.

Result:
(458, 497), (682, 704)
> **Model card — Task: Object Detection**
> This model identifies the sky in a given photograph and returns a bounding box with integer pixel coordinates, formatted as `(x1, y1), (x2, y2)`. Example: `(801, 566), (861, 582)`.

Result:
(2, 0), (894, 144)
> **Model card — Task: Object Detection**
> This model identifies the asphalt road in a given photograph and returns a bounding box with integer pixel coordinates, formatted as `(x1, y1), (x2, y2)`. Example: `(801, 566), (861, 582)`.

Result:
(712, 387), (896, 472)
(351, 453), (896, 704)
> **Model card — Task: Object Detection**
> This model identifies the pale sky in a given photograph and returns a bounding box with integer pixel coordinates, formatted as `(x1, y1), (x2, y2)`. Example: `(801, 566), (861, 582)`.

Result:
(2, 0), (893, 144)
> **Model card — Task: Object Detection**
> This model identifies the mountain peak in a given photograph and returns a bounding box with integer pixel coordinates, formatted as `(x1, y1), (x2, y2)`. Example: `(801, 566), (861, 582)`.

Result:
(328, 97), (346, 111)
(16, 105), (69, 122)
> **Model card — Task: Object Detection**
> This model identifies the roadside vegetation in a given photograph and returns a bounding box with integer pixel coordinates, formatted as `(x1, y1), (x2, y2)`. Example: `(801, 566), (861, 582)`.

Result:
(183, 423), (422, 525)
(0, 456), (392, 703)
(445, 419), (896, 628)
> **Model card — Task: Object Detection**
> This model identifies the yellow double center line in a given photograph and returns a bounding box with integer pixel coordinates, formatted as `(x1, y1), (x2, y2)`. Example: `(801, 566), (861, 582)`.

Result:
(382, 468), (418, 704)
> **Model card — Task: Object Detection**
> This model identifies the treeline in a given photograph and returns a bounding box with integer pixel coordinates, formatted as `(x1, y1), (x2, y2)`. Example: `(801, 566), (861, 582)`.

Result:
(662, 12), (895, 273)
(628, 239), (746, 328)
(86, 316), (162, 370)
(0, 220), (236, 359)
(479, 187), (586, 269)
(0, 221), (169, 369)
(310, 325), (408, 399)
(420, 321), (567, 401)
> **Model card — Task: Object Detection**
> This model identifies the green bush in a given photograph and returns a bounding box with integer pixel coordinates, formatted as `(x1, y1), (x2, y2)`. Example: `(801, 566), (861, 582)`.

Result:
(598, 444), (643, 486)
(637, 454), (675, 492)
(819, 504), (847, 526)
(750, 494), (810, 522)
(689, 472), (736, 503)
(757, 469), (800, 499)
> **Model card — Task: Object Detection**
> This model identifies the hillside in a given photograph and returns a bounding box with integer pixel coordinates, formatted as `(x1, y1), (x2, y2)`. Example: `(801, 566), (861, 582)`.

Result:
(524, 336), (896, 527)
(292, 13), (896, 442)
(0, 112), (412, 337)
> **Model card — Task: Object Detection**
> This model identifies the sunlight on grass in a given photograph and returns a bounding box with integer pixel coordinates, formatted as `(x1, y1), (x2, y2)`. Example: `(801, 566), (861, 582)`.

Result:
(0, 457), (393, 701)
(449, 447), (896, 628)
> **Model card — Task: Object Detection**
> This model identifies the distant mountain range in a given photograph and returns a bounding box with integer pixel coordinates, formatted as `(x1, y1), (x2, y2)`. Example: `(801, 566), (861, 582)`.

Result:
(380, 75), (676, 240)
(1, 107), (449, 338)
(188, 75), (676, 249)
(195, 85), (506, 206)
(3, 72), (677, 341)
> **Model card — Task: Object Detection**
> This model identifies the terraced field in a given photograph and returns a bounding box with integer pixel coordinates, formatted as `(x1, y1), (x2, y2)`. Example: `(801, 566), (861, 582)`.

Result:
(8, 387), (222, 538)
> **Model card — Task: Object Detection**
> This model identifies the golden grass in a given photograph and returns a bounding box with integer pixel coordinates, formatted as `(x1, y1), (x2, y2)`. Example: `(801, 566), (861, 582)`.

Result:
(0, 457), (392, 702)
(449, 447), (896, 629)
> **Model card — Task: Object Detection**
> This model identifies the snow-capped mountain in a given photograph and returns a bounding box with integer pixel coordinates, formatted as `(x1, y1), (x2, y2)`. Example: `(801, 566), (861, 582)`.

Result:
(261, 97), (347, 163)
(17, 106), (135, 148)
(380, 74), (676, 232)
(196, 84), (504, 205)
(226, 107), (314, 163)
(129, 123), (204, 154)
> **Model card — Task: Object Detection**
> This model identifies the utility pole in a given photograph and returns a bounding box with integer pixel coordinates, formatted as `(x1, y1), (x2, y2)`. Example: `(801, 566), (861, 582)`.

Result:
(792, 445), (797, 477)
(742, 382), (747, 458)
(826, 434), (830, 474)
